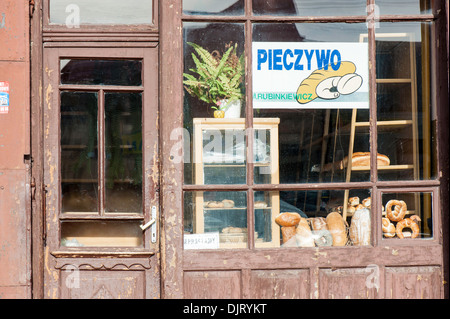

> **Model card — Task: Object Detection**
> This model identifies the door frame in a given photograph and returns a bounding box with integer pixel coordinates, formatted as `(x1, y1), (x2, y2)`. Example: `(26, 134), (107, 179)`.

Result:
(40, 45), (160, 298)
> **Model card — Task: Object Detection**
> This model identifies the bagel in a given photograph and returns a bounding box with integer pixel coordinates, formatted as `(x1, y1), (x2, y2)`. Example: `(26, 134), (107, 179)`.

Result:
(296, 61), (357, 104)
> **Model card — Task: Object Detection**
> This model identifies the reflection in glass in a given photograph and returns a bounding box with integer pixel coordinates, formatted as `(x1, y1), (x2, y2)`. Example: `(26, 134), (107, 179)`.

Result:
(184, 191), (247, 249)
(375, 22), (436, 181)
(183, 0), (244, 15)
(60, 221), (143, 247)
(50, 0), (153, 25)
(60, 91), (98, 213)
(60, 59), (142, 86)
(376, 0), (431, 15)
(104, 93), (143, 214)
(381, 192), (433, 240)
(253, 0), (366, 17)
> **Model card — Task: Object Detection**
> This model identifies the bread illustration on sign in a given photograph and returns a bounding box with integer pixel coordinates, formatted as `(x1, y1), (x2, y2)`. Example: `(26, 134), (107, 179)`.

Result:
(296, 61), (363, 104)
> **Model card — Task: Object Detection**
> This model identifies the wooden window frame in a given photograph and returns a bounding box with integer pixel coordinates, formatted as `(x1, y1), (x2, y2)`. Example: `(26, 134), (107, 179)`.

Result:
(180, 0), (442, 249)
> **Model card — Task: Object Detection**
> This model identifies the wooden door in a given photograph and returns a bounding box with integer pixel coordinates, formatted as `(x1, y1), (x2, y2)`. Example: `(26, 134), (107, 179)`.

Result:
(42, 46), (160, 299)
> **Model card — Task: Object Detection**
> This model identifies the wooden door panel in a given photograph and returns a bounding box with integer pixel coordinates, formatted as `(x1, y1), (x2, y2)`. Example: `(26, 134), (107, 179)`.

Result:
(183, 271), (241, 299)
(318, 267), (380, 299)
(249, 269), (310, 299)
(385, 266), (442, 299)
(60, 270), (145, 299)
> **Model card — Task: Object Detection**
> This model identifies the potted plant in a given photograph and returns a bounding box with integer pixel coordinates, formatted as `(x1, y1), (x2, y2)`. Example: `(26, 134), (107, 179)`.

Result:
(183, 42), (244, 118)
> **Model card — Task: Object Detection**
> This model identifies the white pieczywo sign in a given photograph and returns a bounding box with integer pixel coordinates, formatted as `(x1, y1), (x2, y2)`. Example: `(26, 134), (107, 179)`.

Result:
(252, 42), (369, 109)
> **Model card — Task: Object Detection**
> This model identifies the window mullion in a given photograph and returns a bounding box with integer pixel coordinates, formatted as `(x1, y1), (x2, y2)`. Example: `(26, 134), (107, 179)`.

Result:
(98, 89), (105, 216)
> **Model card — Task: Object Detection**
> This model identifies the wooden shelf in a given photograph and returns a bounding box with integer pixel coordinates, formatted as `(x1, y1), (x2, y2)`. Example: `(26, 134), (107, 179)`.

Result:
(193, 118), (281, 248)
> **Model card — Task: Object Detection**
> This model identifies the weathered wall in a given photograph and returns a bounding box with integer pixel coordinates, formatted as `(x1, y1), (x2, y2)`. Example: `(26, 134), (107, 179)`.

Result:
(0, 0), (31, 299)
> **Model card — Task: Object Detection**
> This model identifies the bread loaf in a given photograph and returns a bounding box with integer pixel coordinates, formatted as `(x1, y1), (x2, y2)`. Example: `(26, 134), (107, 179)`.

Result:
(295, 218), (315, 247)
(340, 152), (390, 169)
(221, 199), (235, 208)
(275, 212), (301, 227)
(311, 217), (328, 231)
(349, 208), (371, 246)
(281, 226), (297, 244)
(326, 212), (348, 246)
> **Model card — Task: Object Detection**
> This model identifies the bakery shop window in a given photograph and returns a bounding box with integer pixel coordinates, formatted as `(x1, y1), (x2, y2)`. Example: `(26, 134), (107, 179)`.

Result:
(181, 1), (437, 250)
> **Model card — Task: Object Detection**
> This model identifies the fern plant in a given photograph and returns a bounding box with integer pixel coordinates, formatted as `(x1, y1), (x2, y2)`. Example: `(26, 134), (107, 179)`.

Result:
(183, 42), (244, 110)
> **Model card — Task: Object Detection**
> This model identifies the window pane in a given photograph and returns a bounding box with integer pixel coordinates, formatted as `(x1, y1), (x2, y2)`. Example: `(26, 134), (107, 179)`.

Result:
(183, 22), (246, 184)
(381, 191), (433, 240)
(60, 59), (142, 86)
(252, 0), (367, 16)
(184, 191), (248, 249)
(376, 0), (432, 15)
(104, 93), (143, 214)
(257, 189), (372, 248)
(50, 0), (153, 25)
(183, 0), (244, 15)
(60, 91), (98, 213)
(253, 23), (370, 184)
(375, 22), (436, 181)
(61, 221), (143, 247)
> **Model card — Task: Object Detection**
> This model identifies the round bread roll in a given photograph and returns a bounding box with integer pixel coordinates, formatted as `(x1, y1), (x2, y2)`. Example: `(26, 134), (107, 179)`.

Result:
(275, 212), (301, 227)
(362, 197), (371, 208)
(349, 196), (360, 206)
(326, 212), (348, 246)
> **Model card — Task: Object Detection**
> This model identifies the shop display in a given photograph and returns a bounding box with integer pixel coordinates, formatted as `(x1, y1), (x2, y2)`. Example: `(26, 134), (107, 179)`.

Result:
(192, 118), (280, 248)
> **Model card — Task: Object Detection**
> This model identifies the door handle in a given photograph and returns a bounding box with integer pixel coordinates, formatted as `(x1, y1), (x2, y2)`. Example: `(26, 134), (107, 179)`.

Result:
(140, 206), (157, 243)
(140, 218), (155, 231)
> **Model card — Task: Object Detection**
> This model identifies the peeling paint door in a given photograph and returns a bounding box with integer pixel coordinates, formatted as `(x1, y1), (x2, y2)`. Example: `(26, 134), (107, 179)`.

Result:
(42, 47), (160, 299)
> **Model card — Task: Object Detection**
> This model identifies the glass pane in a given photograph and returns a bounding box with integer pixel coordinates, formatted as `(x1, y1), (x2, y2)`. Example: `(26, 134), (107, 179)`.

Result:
(263, 189), (372, 248)
(184, 191), (247, 249)
(375, 22), (436, 181)
(381, 191), (433, 240)
(183, 22), (246, 184)
(183, 0), (244, 15)
(253, 0), (367, 16)
(60, 59), (142, 86)
(61, 221), (143, 247)
(105, 93), (142, 214)
(60, 91), (98, 213)
(253, 23), (370, 184)
(50, 0), (153, 25)
(376, 0), (432, 15)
